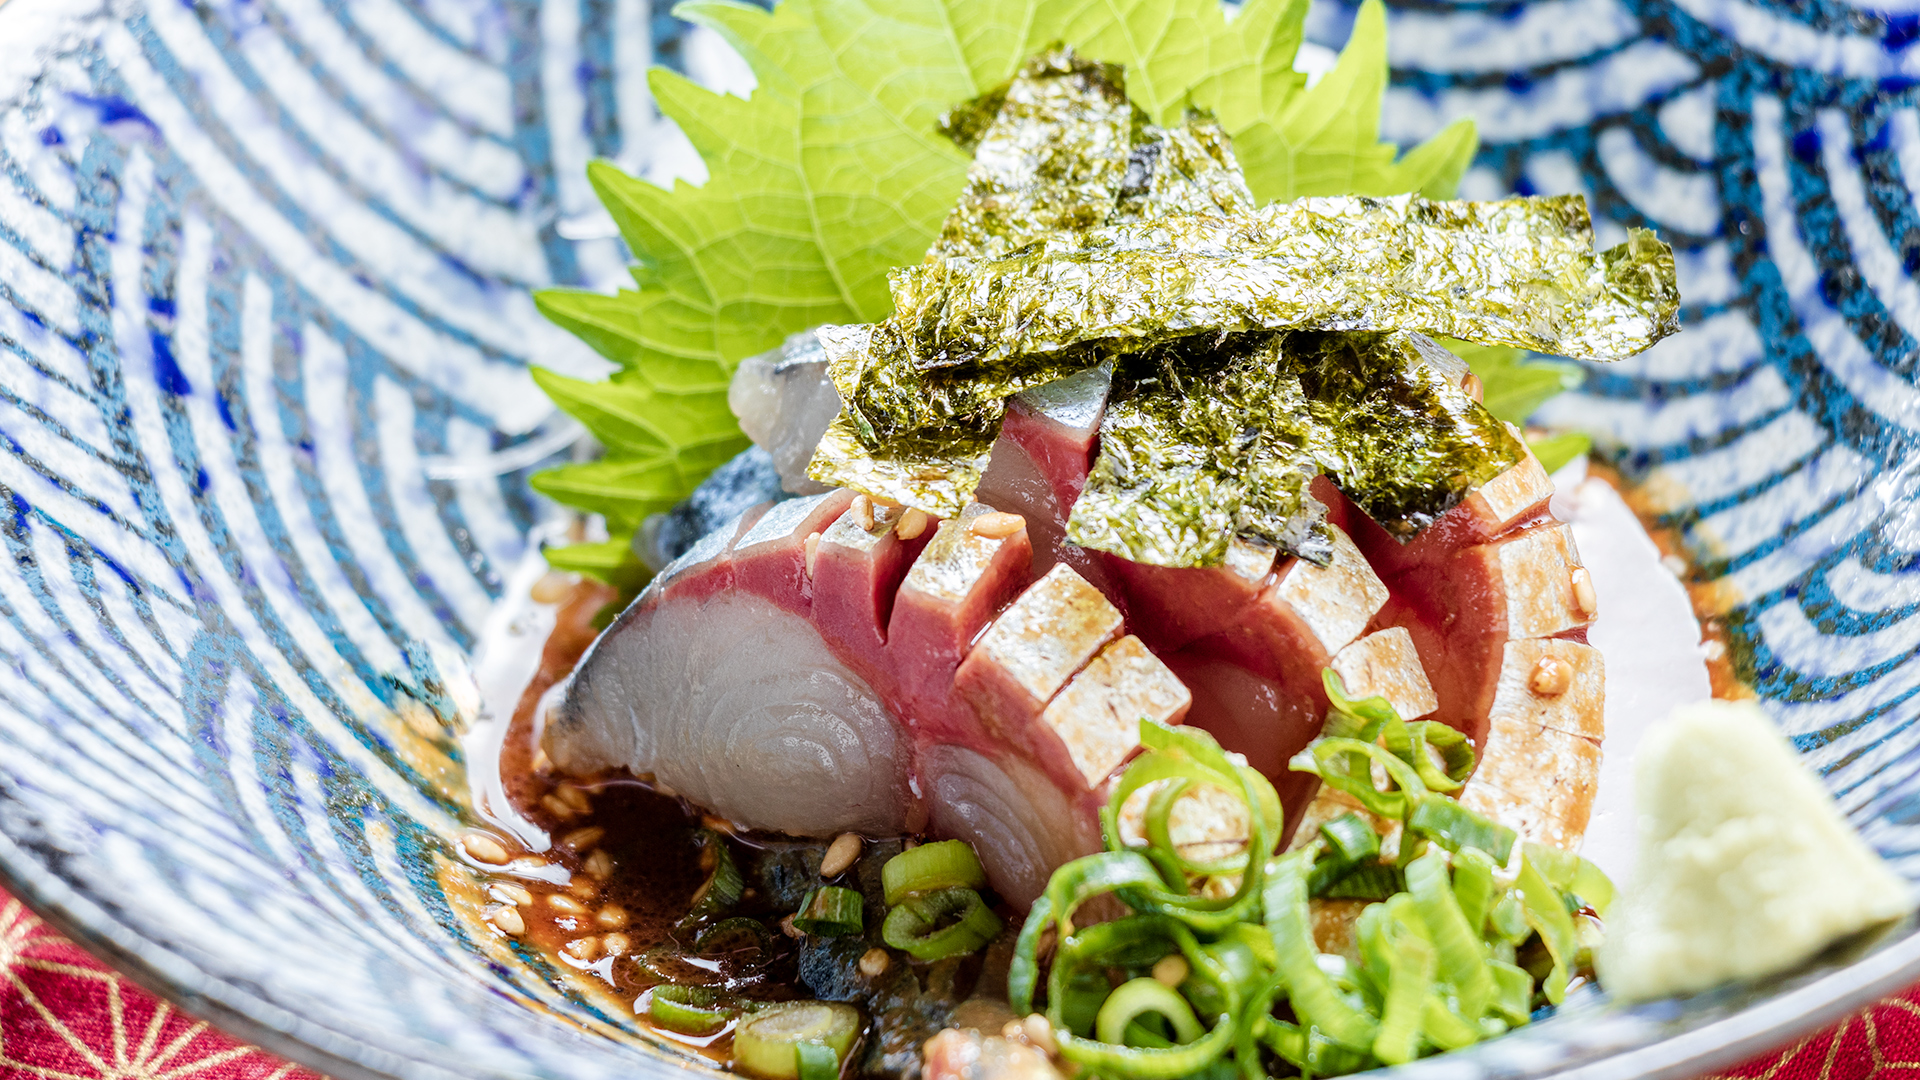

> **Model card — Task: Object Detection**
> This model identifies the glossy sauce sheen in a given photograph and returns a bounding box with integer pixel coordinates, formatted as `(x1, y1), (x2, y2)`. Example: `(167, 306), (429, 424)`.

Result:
(492, 582), (805, 1060)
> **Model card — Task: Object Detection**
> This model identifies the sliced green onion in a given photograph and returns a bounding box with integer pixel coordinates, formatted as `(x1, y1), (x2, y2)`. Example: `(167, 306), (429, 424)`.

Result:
(1320, 863), (1404, 901)
(646, 984), (732, 1035)
(880, 840), (987, 906)
(1420, 994), (1480, 1051)
(680, 829), (744, 925)
(1516, 855), (1578, 1004)
(1322, 669), (1400, 740)
(1368, 900), (1435, 1067)
(1487, 960), (1535, 1025)
(1011, 852), (1169, 1015)
(732, 1002), (861, 1080)
(694, 916), (772, 957)
(1523, 841), (1617, 917)
(795, 1041), (839, 1080)
(1290, 738), (1426, 820)
(1450, 847), (1498, 939)
(793, 886), (865, 937)
(1405, 848), (1492, 1021)
(1406, 793), (1517, 863)
(1054, 1013), (1235, 1080)
(1098, 722), (1284, 933)
(1263, 852), (1378, 1052)
(881, 887), (1001, 960)
(1320, 813), (1381, 864)
(1489, 894), (1530, 945)
(1400, 721), (1476, 791)
(1095, 978), (1205, 1045)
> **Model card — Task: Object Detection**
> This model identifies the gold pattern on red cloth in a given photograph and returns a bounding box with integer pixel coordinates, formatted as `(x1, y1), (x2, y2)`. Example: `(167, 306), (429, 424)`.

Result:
(1, 885), (1913, 1078)
(0, 892), (325, 1080)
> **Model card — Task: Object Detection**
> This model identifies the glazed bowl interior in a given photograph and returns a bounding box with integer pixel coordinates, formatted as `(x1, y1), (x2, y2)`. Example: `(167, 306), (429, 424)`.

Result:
(2, 0), (1918, 1078)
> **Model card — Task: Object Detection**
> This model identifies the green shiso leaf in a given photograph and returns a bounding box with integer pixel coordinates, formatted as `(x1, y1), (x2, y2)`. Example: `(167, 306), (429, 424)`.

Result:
(532, 0), (1481, 558)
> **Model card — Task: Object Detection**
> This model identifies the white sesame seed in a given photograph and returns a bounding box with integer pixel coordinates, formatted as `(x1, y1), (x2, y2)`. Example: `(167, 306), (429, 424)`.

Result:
(819, 833), (863, 878)
(548, 894), (589, 915)
(490, 905), (526, 936)
(895, 508), (930, 541)
(859, 948), (890, 977)
(1570, 567), (1597, 618)
(970, 511), (1024, 539)
(1022, 1015), (1057, 1055)
(559, 826), (605, 853)
(463, 834), (510, 866)
(562, 936), (602, 961)
(595, 905), (630, 930)
(583, 849), (614, 879)
(1529, 656), (1573, 697)
(1152, 954), (1189, 987)
(804, 532), (822, 577)
(492, 883), (534, 907)
(852, 494), (876, 532)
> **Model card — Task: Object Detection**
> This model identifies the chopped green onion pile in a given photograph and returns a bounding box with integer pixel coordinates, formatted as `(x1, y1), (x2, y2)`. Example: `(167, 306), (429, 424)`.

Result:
(1011, 670), (1614, 1076)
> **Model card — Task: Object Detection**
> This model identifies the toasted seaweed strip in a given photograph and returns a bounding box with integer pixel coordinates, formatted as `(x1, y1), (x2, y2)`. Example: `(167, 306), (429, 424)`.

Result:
(1112, 115), (1255, 222)
(809, 411), (994, 515)
(807, 323), (1102, 513)
(1296, 330), (1528, 539)
(936, 82), (1010, 156)
(927, 47), (1132, 262)
(892, 194), (1679, 369)
(1065, 333), (1331, 567)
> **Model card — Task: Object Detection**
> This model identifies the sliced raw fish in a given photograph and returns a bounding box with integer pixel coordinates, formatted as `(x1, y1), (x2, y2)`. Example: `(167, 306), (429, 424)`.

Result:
(921, 743), (1104, 907)
(728, 330), (841, 495)
(549, 355), (1598, 901)
(551, 589), (911, 836)
(956, 563), (1124, 737)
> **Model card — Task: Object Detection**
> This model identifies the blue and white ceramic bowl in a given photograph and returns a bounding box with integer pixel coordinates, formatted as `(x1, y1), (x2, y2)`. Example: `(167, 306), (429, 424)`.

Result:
(0, 0), (1916, 1077)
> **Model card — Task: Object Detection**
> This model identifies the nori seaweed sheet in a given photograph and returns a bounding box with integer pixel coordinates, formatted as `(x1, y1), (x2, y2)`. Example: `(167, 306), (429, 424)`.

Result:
(1295, 330), (1528, 539)
(803, 45), (1669, 564)
(927, 47), (1131, 262)
(1065, 333), (1332, 566)
(891, 194), (1679, 370)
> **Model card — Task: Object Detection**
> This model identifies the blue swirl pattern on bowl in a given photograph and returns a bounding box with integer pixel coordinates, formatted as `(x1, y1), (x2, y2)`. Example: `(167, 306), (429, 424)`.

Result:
(0, 0), (1914, 1078)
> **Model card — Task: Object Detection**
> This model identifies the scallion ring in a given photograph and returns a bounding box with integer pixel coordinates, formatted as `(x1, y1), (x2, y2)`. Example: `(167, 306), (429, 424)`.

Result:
(793, 887), (864, 937)
(1095, 977), (1205, 1046)
(880, 840), (988, 906)
(732, 1002), (861, 1080)
(881, 887), (1001, 960)
(646, 984), (732, 1035)
(694, 916), (773, 957)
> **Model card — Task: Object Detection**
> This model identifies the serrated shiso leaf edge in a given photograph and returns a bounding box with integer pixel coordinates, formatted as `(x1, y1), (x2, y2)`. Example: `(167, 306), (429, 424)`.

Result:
(531, 0), (1482, 573)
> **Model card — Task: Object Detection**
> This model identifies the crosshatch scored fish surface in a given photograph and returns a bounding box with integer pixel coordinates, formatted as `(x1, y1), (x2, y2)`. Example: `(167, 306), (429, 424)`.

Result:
(0, 0), (1916, 1077)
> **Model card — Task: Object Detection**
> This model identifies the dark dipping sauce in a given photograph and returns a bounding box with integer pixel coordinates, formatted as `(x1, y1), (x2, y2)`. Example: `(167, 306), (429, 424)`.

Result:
(485, 580), (994, 1073)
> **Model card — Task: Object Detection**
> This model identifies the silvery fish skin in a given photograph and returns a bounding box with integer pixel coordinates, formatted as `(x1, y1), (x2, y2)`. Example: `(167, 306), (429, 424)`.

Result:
(892, 193), (1679, 369)
(727, 329), (841, 497)
(927, 47), (1131, 262)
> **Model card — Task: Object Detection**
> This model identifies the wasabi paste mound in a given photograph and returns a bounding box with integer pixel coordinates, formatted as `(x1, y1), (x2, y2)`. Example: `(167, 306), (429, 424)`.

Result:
(1598, 699), (1914, 1002)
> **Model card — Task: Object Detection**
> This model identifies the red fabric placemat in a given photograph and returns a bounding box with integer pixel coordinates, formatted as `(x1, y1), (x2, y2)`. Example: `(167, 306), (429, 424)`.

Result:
(0, 886), (1905, 1079)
